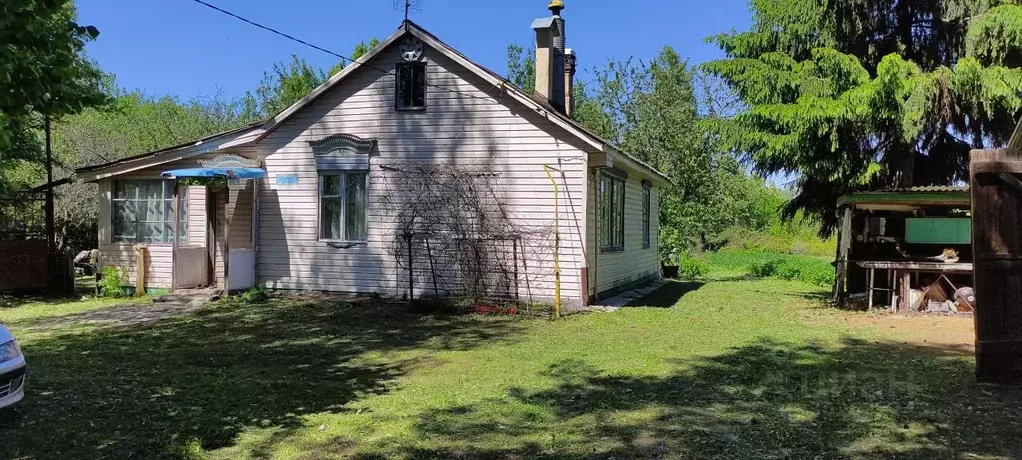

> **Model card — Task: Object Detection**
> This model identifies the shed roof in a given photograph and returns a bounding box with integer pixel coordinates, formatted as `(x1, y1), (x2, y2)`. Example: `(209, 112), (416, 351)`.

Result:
(838, 186), (971, 209)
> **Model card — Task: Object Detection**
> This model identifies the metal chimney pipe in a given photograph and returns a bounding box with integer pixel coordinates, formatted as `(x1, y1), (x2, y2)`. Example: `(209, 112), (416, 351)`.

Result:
(549, 1), (566, 113)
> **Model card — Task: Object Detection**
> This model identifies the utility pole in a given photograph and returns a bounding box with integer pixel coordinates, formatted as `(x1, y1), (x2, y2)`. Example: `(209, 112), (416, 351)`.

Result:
(44, 113), (56, 289)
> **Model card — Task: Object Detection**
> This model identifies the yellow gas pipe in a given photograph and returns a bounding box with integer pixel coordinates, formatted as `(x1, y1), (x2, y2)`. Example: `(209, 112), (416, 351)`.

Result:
(542, 165), (561, 319)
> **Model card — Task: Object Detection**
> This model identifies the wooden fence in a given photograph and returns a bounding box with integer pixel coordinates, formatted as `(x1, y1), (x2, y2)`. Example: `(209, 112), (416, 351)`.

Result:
(970, 147), (1022, 383)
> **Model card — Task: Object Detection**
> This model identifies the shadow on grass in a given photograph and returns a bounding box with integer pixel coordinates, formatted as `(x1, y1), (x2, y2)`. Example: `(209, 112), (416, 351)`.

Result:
(0, 282), (102, 310)
(0, 292), (82, 310)
(393, 338), (1021, 459)
(0, 297), (525, 459)
(624, 281), (704, 308)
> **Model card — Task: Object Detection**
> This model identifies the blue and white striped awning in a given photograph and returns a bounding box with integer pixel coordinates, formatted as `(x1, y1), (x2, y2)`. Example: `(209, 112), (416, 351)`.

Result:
(161, 167), (265, 180)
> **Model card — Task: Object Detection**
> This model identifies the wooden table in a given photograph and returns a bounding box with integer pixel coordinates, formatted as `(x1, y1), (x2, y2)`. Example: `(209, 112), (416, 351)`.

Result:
(856, 261), (973, 311)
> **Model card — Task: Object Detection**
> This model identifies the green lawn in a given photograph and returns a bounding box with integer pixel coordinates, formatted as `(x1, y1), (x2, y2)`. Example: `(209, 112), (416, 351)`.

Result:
(0, 271), (1016, 459)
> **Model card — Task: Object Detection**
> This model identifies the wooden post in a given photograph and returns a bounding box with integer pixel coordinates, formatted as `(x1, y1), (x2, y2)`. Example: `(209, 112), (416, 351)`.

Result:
(406, 233), (414, 301)
(223, 184), (231, 295)
(172, 184), (180, 292)
(971, 147), (1022, 383)
(898, 270), (911, 313)
(135, 245), (146, 296)
(252, 178), (260, 285)
(867, 268), (875, 310)
(44, 114), (56, 289)
(835, 206), (853, 306)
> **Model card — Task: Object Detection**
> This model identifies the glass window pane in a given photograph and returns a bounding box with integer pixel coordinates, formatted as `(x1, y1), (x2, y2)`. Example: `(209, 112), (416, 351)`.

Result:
(113, 202), (136, 241)
(397, 65), (411, 107)
(115, 180), (139, 199)
(412, 65), (426, 107)
(322, 175), (341, 196)
(147, 199), (162, 223)
(135, 197), (149, 223)
(617, 180), (625, 246)
(140, 181), (162, 200)
(610, 179), (617, 247)
(321, 197), (342, 240)
(138, 221), (157, 242)
(180, 194), (189, 241)
(345, 172), (367, 241)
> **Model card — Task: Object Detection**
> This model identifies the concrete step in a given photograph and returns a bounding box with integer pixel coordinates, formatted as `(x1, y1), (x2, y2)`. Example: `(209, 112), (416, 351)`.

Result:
(154, 289), (219, 304)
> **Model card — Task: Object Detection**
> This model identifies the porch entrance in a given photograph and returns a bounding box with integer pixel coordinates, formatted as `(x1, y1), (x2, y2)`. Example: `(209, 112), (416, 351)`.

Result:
(165, 156), (263, 293)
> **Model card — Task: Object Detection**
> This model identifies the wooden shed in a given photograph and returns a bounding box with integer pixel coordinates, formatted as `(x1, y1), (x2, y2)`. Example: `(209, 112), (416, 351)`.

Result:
(834, 186), (975, 313)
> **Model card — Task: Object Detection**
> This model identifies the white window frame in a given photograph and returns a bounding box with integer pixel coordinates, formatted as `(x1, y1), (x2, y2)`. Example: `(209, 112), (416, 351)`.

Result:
(318, 171), (369, 244)
(642, 183), (651, 249)
(111, 179), (187, 244)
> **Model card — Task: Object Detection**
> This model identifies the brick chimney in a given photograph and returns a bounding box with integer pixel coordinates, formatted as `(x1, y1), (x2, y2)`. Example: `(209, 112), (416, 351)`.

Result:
(532, 1), (567, 113)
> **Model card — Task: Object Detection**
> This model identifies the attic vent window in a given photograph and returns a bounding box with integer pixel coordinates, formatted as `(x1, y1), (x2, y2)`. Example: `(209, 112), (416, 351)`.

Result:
(399, 37), (424, 62)
(396, 62), (427, 111)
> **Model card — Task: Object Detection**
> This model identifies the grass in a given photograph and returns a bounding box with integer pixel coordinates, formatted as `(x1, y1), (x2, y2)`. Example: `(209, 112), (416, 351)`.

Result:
(0, 263), (1015, 459)
(0, 293), (150, 324)
(704, 249), (835, 285)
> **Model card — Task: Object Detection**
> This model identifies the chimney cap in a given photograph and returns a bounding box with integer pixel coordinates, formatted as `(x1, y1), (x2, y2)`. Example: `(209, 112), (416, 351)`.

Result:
(549, 0), (564, 14)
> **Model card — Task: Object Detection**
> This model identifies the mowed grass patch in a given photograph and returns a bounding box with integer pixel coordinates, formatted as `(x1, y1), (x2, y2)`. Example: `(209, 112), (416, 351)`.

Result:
(0, 278), (1016, 459)
(0, 294), (149, 324)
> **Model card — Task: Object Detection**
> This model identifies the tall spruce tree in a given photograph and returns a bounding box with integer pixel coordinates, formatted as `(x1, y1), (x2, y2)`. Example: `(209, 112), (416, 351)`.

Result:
(705, 0), (1022, 232)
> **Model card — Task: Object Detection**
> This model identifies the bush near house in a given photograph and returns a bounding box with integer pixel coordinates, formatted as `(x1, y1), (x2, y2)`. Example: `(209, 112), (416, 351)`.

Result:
(99, 266), (125, 298)
(675, 255), (710, 280)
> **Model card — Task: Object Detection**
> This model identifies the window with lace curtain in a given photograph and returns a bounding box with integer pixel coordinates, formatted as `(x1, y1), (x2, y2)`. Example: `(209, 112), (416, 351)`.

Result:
(112, 180), (187, 243)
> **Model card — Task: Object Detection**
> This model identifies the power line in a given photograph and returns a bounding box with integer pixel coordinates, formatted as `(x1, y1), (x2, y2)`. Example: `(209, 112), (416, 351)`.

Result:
(188, 0), (498, 103)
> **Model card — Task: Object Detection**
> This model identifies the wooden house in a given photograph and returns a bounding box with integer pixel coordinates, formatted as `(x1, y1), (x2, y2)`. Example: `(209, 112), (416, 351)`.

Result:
(73, 5), (669, 309)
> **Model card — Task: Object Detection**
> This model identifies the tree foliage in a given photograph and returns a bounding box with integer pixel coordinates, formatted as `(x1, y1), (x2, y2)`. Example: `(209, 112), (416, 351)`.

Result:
(506, 44), (537, 94)
(247, 38), (384, 119)
(244, 55), (325, 119)
(0, 0), (106, 194)
(505, 43), (773, 256)
(329, 37), (381, 76)
(51, 85), (254, 251)
(35, 36), (389, 250)
(706, 0), (1022, 232)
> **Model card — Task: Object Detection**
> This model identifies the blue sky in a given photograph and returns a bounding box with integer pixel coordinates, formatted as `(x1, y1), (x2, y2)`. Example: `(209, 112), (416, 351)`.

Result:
(76, 0), (753, 99)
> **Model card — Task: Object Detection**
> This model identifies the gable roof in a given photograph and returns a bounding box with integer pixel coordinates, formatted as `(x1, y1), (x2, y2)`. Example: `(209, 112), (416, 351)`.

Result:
(75, 20), (670, 185)
(74, 122), (264, 182)
(250, 20), (670, 184)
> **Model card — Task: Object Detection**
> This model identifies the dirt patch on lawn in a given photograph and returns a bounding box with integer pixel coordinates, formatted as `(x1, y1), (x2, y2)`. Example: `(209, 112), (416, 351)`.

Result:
(842, 313), (975, 354)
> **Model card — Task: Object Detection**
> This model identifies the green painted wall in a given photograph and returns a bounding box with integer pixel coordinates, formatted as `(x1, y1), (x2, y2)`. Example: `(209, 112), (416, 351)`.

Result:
(905, 218), (971, 244)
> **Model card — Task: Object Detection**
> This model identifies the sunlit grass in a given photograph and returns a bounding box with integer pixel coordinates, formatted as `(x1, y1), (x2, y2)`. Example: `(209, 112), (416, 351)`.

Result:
(0, 268), (1013, 460)
(0, 295), (149, 324)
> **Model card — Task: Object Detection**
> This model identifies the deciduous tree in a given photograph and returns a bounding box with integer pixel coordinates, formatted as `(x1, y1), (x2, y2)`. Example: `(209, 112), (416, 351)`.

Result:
(0, 0), (106, 193)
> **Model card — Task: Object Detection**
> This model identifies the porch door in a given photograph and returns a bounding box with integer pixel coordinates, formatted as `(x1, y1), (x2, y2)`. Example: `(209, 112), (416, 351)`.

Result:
(205, 190), (219, 287)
